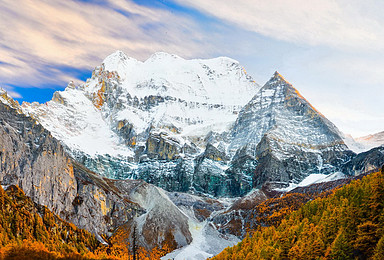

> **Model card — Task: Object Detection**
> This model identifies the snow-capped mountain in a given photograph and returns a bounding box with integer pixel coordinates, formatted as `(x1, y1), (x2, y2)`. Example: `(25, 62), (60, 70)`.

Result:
(21, 51), (380, 197)
(227, 72), (351, 188)
(356, 131), (384, 151)
(0, 96), (238, 257)
(3, 51), (384, 259)
(22, 51), (260, 196)
(229, 72), (346, 156)
(23, 51), (258, 157)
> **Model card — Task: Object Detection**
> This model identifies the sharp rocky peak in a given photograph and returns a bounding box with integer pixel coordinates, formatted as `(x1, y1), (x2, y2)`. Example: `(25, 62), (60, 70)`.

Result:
(0, 88), (22, 113)
(262, 71), (298, 96)
(254, 71), (323, 118)
(271, 71), (287, 82)
(228, 71), (346, 158)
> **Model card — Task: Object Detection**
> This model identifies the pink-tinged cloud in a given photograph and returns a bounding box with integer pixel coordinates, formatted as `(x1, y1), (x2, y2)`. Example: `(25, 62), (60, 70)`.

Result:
(0, 0), (212, 89)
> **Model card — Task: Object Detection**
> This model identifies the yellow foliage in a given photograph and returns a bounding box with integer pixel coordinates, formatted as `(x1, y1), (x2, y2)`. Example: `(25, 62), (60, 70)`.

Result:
(213, 168), (384, 260)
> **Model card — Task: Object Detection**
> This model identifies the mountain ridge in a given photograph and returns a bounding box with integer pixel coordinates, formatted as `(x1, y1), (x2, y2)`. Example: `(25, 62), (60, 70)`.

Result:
(1, 50), (384, 259)
(20, 51), (382, 197)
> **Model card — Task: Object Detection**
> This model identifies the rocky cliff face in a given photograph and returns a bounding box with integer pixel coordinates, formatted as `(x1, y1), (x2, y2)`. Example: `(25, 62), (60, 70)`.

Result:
(226, 72), (353, 189)
(0, 96), (238, 255)
(20, 52), (383, 198)
(0, 95), (139, 237)
(21, 51), (260, 197)
(0, 94), (77, 219)
(0, 96), (183, 250)
(342, 146), (384, 176)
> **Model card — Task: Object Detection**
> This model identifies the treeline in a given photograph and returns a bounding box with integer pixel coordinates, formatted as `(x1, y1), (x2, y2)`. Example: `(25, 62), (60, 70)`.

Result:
(0, 185), (172, 259)
(0, 184), (110, 259)
(213, 167), (384, 259)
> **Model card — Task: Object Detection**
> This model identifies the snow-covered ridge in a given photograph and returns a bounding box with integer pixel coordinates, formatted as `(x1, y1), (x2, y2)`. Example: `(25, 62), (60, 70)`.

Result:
(356, 131), (384, 151)
(0, 89), (22, 113)
(342, 132), (384, 154)
(228, 71), (346, 157)
(21, 51), (371, 199)
(22, 50), (260, 158)
(99, 50), (258, 105)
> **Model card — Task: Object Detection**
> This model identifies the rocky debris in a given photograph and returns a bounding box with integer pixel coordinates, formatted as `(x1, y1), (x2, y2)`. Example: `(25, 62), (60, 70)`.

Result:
(167, 191), (226, 222)
(109, 181), (193, 250)
(211, 189), (269, 238)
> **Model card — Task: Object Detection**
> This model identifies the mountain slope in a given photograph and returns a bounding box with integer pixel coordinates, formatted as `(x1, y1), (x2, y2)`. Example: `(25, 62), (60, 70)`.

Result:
(229, 72), (345, 155)
(227, 72), (352, 188)
(0, 184), (108, 259)
(0, 94), (238, 257)
(0, 92), (78, 219)
(357, 131), (384, 151)
(0, 93), (143, 241)
(213, 167), (384, 259)
(22, 51), (260, 196)
(21, 52), (381, 197)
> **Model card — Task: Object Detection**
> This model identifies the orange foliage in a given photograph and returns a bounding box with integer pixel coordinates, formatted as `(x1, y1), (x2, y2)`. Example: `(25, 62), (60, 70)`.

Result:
(213, 168), (384, 260)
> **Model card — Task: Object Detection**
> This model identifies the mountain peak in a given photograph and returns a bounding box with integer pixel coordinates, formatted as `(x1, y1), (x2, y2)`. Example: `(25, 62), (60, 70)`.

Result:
(262, 72), (328, 120)
(229, 70), (345, 158)
(104, 50), (129, 62)
(273, 70), (284, 79)
(266, 71), (290, 86)
(147, 52), (183, 62)
(102, 50), (139, 75)
(0, 88), (21, 112)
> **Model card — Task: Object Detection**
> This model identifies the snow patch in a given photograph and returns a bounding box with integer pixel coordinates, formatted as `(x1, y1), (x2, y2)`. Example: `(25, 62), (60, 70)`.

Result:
(275, 172), (347, 192)
(1, 185), (9, 190)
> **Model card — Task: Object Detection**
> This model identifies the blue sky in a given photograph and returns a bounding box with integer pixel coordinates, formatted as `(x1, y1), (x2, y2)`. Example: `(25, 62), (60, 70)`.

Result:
(0, 0), (383, 136)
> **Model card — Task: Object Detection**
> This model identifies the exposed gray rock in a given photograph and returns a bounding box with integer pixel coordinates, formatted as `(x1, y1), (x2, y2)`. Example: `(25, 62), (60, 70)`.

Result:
(20, 51), (384, 199)
(0, 99), (193, 250)
(343, 146), (384, 175)
(0, 101), (77, 219)
(228, 72), (353, 188)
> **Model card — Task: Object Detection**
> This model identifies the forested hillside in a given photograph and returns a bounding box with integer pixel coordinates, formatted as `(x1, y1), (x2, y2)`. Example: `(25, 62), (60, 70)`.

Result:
(0, 184), (178, 259)
(0, 184), (115, 259)
(213, 167), (384, 259)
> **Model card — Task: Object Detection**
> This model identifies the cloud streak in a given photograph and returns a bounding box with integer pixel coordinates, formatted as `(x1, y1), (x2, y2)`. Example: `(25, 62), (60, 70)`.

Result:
(0, 0), (383, 135)
(173, 0), (384, 52)
(0, 0), (212, 93)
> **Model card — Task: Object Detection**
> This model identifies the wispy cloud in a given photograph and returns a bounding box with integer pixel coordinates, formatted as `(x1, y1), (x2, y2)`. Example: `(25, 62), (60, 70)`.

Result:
(0, 0), (383, 135)
(173, 0), (384, 52)
(0, 0), (211, 91)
